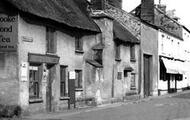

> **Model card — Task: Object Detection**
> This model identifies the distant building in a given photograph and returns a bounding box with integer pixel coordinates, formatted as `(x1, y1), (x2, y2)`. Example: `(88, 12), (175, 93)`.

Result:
(132, 0), (189, 96)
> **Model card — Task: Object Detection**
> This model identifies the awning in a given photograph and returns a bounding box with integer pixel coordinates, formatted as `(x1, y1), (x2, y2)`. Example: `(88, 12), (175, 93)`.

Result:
(161, 58), (186, 74)
(124, 66), (134, 71)
(86, 59), (103, 68)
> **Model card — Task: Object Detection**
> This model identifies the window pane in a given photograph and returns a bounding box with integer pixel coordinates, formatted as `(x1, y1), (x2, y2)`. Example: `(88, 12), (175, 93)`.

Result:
(130, 74), (136, 90)
(115, 43), (120, 59)
(130, 45), (135, 60)
(46, 27), (56, 53)
(60, 66), (67, 97)
(29, 64), (41, 99)
(75, 70), (82, 88)
(79, 71), (82, 88)
(75, 36), (83, 51)
(75, 71), (79, 88)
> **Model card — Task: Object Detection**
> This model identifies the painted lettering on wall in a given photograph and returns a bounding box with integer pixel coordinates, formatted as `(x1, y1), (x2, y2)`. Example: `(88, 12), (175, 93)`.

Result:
(0, 14), (17, 52)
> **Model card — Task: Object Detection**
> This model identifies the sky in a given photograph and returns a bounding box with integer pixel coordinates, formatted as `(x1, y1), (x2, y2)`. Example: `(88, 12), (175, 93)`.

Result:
(122, 0), (190, 29)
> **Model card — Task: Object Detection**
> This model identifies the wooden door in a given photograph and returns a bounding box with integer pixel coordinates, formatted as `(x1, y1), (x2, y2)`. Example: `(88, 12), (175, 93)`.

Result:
(144, 55), (151, 97)
(46, 64), (55, 112)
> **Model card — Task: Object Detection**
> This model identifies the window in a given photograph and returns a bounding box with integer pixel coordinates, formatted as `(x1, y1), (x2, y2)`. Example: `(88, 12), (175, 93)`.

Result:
(60, 66), (68, 97)
(75, 70), (82, 88)
(29, 64), (42, 99)
(130, 44), (136, 61)
(115, 43), (121, 60)
(46, 27), (56, 53)
(130, 73), (136, 90)
(117, 72), (122, 80)
(94, 50), (102, 64)
(75, 35), (83, 52)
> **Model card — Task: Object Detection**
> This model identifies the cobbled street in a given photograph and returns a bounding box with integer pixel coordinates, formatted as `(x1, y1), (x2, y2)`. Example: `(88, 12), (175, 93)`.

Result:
(25, 91), (190, 120)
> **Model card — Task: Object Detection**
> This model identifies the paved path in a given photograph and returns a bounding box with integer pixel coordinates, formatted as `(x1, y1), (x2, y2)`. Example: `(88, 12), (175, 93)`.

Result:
(24, 91), (190, 120)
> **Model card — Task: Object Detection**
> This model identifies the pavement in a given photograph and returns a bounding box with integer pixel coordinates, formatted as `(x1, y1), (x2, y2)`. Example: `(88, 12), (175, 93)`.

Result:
(23, 90), (190, 120)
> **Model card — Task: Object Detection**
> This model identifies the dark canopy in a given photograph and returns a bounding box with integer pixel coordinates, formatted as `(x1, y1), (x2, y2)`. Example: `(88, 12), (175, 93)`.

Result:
(113, 21), (140, 44)
(4, 0), (100, 32)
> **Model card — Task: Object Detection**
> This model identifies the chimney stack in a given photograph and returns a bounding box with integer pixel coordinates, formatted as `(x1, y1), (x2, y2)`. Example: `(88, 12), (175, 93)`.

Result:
(141, 0), (155, 24)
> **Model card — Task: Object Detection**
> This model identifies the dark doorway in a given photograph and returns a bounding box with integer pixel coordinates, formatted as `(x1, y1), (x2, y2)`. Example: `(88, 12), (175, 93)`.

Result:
(143, 54), (152, 97)
(46, 64), (55, 112)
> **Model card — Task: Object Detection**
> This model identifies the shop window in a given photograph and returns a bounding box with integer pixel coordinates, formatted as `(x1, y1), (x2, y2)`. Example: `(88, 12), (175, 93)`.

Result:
(130, 44), (136, 62)
(75, 35), (83, 52)
(29, 64), (42, 99)
(46, 27), (56, 53)
(75, 70), (82, 88)
(60, 66), (68, 97)
(130, 73), (136, 90)
(115, 43), (121, 61)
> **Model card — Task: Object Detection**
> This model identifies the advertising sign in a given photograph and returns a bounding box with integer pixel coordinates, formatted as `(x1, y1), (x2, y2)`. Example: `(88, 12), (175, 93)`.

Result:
(21, 62), (28, 82)
(0, 14), (17, 52)
(69, 71), (76, 79)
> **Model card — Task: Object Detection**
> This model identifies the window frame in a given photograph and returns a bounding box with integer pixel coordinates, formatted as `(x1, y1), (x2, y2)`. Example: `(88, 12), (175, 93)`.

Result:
(130, 73), (136, 90)
(115, 42), (121, 61)
(75, 35), (83, 53)
(75, 70), (83, 89)
(29, 63), (42, 100)
(60, 65), (68, 97)
(130, 44), (136, 62)
(46, 27), (56, 54)
(94, 49), (103, 65)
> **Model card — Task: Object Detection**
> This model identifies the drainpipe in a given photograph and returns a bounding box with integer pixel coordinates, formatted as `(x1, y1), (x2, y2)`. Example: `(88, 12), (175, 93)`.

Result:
(111, 66), (114, 98)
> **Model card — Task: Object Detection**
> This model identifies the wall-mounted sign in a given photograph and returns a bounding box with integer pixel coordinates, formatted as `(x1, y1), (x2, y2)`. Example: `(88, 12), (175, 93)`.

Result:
(0, 14), (17, 52)
(21, 62), (28, 82)
(69, 71), (76, 79)
(22, 36), (33, 42)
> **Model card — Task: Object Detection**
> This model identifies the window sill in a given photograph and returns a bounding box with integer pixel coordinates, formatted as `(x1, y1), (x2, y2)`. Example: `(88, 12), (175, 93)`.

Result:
(75, 88), (83, 91)
(29, 98), (43, 104)
(60, 96), (70, 100)
(130, 58), (136, 62)
(115, 58), (121, 61)
(46, 52), (57, 56)
(75, 50), (84, 54)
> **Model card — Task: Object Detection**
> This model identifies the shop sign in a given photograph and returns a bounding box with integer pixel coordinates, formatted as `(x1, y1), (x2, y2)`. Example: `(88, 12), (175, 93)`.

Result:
(21, 62), (28, 82)
(69, 71), (76, 79)
(0, 14), (17, 52)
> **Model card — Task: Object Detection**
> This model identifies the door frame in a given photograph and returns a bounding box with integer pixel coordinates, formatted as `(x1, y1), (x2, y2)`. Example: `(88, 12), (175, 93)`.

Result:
(143, 54), (152, 97)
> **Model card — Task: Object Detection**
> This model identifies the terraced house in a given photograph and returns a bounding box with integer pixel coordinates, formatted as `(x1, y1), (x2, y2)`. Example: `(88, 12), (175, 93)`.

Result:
(0, 0), (141, 115)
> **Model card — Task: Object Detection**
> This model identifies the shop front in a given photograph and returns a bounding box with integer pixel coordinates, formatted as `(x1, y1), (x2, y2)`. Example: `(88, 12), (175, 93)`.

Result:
(159, 57), (186, 95)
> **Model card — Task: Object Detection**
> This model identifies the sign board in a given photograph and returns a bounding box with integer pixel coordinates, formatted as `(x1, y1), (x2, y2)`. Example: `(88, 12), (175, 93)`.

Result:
(28, 53), (59, 64)
(69, 71), (76, 79)
(21, 62), (28, 82)
(0, 14), (17, 52)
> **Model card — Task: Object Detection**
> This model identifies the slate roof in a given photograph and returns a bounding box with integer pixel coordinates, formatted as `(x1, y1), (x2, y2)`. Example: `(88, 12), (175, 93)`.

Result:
(113, 21), (140, 44)
(4, 0), (100, 32)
